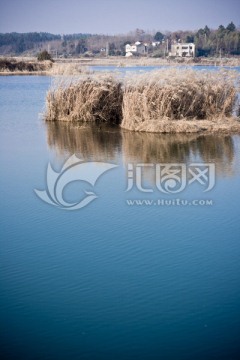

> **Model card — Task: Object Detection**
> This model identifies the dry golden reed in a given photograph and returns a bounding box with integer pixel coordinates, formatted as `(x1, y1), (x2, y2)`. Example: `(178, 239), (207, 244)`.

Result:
(49, 63), (92, 75)
(45, 68), (240, 132)
(45, 75), (123, 124)
(121, 68), (239, 132)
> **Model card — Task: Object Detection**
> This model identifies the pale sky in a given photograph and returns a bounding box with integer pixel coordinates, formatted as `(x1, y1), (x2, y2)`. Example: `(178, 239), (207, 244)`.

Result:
(0, 0), (239, 34)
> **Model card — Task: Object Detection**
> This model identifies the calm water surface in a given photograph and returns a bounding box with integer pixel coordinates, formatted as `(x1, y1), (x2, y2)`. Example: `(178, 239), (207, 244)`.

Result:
(0, 75), (240, 360)
(90, 65), (240, 73)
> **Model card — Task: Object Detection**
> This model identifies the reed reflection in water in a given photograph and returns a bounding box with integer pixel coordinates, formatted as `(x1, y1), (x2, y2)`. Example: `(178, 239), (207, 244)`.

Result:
(46, 122), (121, 161)
(46, 122), (235, 177)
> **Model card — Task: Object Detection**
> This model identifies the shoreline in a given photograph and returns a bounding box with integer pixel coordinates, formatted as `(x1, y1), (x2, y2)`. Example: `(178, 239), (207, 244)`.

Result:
(0, 71), (49, 76)
(0, 56), (240, 76)
(45, 119), (240, 134)
(120, 119), (240, 134)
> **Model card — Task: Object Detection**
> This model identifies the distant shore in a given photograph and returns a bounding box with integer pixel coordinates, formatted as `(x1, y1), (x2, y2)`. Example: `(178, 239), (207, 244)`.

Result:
(56, 56), (240, 68)
(0, 56), (240, 76)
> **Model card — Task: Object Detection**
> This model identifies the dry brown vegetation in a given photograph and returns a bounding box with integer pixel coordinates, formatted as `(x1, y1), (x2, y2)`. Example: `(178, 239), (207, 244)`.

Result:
(46, 76), (123, 123)
(121, 68), (240, 132)
(0, 58), (91, 75)
(49, 63), (92, 75)
(45, 68), (240, 133)
(0, 58), (52, 73)
(79, 57), (240, 68)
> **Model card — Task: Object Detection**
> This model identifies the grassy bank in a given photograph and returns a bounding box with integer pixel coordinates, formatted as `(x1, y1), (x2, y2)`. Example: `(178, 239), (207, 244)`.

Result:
(45, 69), (240, 133)
(0, 58), (90, 75)
(77, 56), (240, 68)
(0, 58), (53, 74)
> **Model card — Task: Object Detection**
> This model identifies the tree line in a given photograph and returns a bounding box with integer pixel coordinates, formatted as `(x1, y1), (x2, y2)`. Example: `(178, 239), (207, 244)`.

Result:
(0, 32), (88, 54)
(166, 22), (240, 56)
(0, 22), (239, 57)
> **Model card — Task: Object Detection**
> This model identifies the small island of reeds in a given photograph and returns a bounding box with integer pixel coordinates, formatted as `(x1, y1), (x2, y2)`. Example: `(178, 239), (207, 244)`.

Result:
(45, 68), (240, 133)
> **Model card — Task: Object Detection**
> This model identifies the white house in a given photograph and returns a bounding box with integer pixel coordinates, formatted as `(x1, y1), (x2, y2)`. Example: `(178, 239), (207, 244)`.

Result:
(170, 43), (195, 57)
(152, 41), (161, 47)
(125, 41), (147, 56)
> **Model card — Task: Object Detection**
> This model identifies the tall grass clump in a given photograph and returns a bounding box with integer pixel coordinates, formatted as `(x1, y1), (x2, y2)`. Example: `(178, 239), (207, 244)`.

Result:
(45, 76), (123, 124)
(121, 68), (239, 132)
(50, 63), (92, 75)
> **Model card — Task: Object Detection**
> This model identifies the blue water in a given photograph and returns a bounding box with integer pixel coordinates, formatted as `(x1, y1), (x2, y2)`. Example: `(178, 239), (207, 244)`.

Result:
(91, 65), (162, 73)
(91, 65), (240, 73)
(0, 75), (240, 360)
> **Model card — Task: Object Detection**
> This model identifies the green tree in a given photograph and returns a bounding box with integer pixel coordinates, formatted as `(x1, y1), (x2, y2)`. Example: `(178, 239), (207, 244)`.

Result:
(218, 25), (225, 32)
(203, 25), (210, 36)
(185, 35), (194, 43)
(154, 32), (164, 42)
(197, 28), (205, 36)
(75, 39), (87, 54)
(37, 50), (53, 61)
(16, 38), (26, 53)
(108, 42), (116, 56)
(226, 22), (236, 32)
(217, 25), (226, 39)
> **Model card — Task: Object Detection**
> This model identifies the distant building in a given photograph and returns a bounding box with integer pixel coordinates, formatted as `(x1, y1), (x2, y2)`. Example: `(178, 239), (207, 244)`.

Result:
(170, 43), (195, 57)
(152, 41), (161, 47)
(125, 41), (147, 56)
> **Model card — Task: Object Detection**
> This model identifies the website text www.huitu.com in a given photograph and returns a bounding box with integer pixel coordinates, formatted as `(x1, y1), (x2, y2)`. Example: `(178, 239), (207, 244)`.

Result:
(126, 199), (213, 207)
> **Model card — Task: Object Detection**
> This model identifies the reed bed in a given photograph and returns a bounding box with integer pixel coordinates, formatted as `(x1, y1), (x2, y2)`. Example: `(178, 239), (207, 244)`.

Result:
(45, 68), (240, 132)
(49, 63), (92, 75)
(45, 75), (123, 124)
(121, 68), (239, 132)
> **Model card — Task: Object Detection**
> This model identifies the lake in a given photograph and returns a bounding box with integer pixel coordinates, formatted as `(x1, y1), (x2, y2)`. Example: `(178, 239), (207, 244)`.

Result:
(0, 73), (240, 360)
